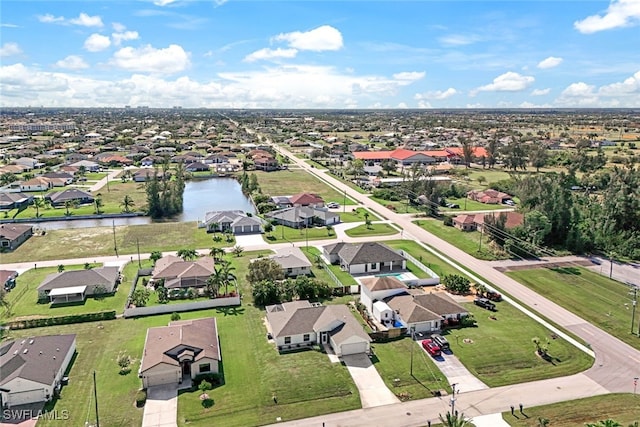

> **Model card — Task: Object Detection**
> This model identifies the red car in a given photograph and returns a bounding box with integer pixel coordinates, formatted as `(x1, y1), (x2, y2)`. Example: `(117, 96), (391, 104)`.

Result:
(421, 339), (441, 357)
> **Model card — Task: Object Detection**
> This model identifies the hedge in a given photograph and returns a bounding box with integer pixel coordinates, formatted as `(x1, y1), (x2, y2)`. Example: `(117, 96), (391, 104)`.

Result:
(3, 310), (116, 330)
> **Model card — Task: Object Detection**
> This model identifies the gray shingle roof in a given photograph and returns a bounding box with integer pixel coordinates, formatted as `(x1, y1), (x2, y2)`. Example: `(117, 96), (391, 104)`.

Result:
(337, 242), (405, 265)
(37, 267), (120, 293)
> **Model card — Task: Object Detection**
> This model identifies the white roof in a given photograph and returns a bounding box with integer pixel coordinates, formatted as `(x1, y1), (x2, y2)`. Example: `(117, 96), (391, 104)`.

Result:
(48, 285), (87, 296)
(373, 300), (392, 312)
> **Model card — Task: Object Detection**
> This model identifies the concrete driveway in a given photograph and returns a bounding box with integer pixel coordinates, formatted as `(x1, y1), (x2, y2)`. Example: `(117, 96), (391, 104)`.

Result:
(234, 233), (268, 248)
(342, 353), (400, 408)
(428, 346), (489, 393)
(142, 384), (178, 427)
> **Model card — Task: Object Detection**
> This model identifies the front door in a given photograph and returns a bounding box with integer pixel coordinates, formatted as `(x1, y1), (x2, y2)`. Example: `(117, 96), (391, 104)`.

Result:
(181, 361), (191, 375)
(321, 332), (328, 344)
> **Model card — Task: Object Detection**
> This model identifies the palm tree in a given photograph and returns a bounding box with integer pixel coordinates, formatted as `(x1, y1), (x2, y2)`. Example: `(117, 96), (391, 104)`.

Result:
(364, 212), (372, 229)
(438, 411), (471, 427)
(218, 260), (237, 296)
(64, 200), (74, 216)
(585, 420), (622, 427)
(205, 272), (222, 298)
(326, 224), (333, 236)
(57, 264), (65, 273)
(177, 248), (197, 261)
(537, 417), (550, 427)
(94, 193), (103, 214)
(474, 282), (487, 297)
(121, 195), (135, 213)
(232, 245), (244, 257)
(32, 197), (45, 218)
(209, 247), (225, 262)
(150, 250), (163, 265)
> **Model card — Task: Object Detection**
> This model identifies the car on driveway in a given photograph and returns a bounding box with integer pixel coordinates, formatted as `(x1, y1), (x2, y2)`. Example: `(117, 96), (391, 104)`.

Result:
(327, 202), (340, 208)
(421, 339), (441, 357)
(430, 333), (450, 351)
(474, 297), (496, 311)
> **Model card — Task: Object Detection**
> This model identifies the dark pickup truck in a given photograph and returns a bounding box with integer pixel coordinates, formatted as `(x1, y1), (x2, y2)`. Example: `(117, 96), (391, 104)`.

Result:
(485, 290), (502, 302)
(474, 297), (496, 311)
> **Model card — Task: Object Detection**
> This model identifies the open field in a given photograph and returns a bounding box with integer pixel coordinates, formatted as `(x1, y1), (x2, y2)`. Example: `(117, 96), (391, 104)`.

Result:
(344, 223), (398, 237)
(507, 267), (640, 351)
(264, 224), (337, 244)
(253, 169), (356, 205)
(413, 218), (505, 261)
(502, 393), (640, 426)
(1, 221), (228, 263)
(449, 301), (594, 387)
(1, 263), (134, 322)
(370, 197), (423, 214)
(336, 207), (376, 223)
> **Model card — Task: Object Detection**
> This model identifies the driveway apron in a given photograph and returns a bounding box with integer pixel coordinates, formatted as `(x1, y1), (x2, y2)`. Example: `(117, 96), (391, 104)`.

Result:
(142, 384), (178, 427)
(342, 353), (400, 408)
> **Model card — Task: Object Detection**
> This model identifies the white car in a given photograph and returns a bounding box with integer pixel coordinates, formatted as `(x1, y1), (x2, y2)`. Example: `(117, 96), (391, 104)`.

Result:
(327, 202), (340, 208)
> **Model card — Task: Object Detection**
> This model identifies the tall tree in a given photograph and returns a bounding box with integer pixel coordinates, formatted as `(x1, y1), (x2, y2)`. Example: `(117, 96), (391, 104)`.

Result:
(529, 144), (549, 172)
(177, 248), (197, 261)
(486, 138), (499, 169)
(460, 137), (474, 168)
(501, 139), (528, 171)
(121, 195), (135, 213)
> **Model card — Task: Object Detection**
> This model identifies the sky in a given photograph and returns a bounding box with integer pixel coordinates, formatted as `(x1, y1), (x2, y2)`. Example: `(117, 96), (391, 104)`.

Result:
(1, 0), (639, 109)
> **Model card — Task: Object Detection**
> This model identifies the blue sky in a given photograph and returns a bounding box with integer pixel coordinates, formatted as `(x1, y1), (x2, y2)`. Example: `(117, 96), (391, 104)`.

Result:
(1, 0), (639, 108)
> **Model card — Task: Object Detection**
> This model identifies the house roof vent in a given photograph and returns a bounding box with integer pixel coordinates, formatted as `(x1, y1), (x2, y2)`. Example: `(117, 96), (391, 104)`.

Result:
(23, 349), (28, 354)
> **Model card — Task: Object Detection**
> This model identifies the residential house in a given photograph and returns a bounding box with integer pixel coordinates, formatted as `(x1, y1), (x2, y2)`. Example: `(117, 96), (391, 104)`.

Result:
(0, 224), (33, 250)
(42, 172), (74, 186)
(467, 189), (513, 205)
(185, 161), (210, 172)
(452, 214), (477, 232)
(254, 156), (279, 171)
(58, 165), (79, 176)
(0, 334), (77, 407)
(445, 147), (489, 164)
(385, 291), (469, 333)
(266, 206), (340, 228)
(267, 247), (312, 277)
(37, 267), (120, 303)
(204, 154), (230, 164)
(359, 276), (408, 316)
(133, 168), (166, 182)
(151, 255), (215, 290)
(201, 210), (264, 234)
(289, 193), (324, 208)
(14, 157), (41, 170)
(453, 212), (524, 232)
(323, 242), (406, 275)
(270, 196), (293, 209)
(265, 301), (371, 356)
(45, 189), (94, 207)
(139, 317), (221, 388)
(69, 160), (100, 172)
(0, 192), (33, 210)
(20, 177), (53, 192)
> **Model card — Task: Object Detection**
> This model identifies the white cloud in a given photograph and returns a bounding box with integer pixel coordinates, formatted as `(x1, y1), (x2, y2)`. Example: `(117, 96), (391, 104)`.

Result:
(531, 88), (551, 96)
(112, 22), (126, 32)
(438, 34), (482, 46)
(0, 42), (22, 57)
(84, 34), (111, 52)
(392, 71), (426, 85)
(471, 72), (534, 96)
(69, 13), (104, 27)
(415, 88), (458, 100)
(555, 82), (600, 106)
(1, 23), (20, 28)
(55, 55), (89, 70)
(244, 48), (298, 62)
(561, 82), (595, 97)
(112, 31), (139, 46)
(417, 100), (433, 108)
(110, 44), (190, 74)
(274, 25), (343, 52)
(154, 0), (180, 5)
(599, 70), (640, 96)
(537, 56), (563, 69)
(574, 0), (640, 33)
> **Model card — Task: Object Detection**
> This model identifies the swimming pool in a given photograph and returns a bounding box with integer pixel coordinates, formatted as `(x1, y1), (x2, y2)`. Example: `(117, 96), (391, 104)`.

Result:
(375, 272), (419, 281)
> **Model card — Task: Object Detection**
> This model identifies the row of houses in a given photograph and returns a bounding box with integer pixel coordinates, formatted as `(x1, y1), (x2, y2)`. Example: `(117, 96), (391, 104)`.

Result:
(352, 147), (489, 166)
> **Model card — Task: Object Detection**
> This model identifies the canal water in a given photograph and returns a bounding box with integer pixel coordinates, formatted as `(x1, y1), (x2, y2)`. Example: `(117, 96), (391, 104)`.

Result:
(34, 178), (254, 230)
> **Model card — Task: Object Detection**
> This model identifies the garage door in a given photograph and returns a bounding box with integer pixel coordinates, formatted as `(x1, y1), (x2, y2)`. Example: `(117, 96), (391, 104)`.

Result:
(8, 389), (45, 407)
(145, 370), (179, 387)
(340, 342), (368, 356)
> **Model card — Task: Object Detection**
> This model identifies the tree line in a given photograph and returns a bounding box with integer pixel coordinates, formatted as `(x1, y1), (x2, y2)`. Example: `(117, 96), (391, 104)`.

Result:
(145, 161), (186, 219)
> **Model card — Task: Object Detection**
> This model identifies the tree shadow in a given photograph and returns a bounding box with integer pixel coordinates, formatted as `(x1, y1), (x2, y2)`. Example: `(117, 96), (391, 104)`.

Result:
(215, 306), (245, 316)
(550, 266), (582, 275)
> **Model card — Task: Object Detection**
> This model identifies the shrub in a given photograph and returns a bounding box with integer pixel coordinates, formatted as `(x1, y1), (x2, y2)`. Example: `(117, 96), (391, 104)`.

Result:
(170, 312), (181, 321)
(135, 389), (146, 408)
(443, 215), (454, 227)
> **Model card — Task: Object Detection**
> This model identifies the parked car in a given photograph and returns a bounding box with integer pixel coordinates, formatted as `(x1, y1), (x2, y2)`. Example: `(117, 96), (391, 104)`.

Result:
(485, 290), (502, 302)
(474, 297), (496, 311)
(421, 339), (441, 357)
(446, 203), (460, 209)
(430, 334), (450, 351)
(327, 202), (340, 208)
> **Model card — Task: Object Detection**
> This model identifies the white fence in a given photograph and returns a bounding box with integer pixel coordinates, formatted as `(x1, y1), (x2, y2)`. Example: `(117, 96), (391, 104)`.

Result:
(123, 295), (241, 318)
(398, 250), (440, 286)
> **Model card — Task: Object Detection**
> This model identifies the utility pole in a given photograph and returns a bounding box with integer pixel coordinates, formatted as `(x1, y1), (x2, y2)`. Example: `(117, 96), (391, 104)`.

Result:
(409, 326), (416, 376)
(343, 189), (346, 213)
(136, 238), (141, 268)
(112, 220), (118, 257)
(478, 228), (483, 252)
(450, 383), (458, 416)
(93, 370), (100, 427)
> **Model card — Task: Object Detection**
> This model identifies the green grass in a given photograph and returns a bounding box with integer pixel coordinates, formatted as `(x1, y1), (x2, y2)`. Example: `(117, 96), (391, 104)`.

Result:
(344, 223), (399, 237)
(2, 263), (135, 322)
(447, 301), (594, 387)
(444, 197), (511, 211)
(370, 197), (423, 214)
(263, 224), (336, 244)
(85, 172), (107, 180)
(300, 247), (357, 287)
(502, 393), (639, 426)
(337, 207), (376, 223)
(413, 218), (505, 261)
(506, 267), (640, 351)
(384, 239), (472, 279)
(253, 169), (356, 205)
(2, 222), (228, 263)
(372, 338), (450, 401)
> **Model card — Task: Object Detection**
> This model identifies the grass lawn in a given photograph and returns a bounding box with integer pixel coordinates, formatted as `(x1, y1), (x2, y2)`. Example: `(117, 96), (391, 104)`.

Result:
(253, 169), (356, 205)
(373, 338), (451, 401)
(337, 207), (377, 223)
(344, 223), (399, 237)
(2, 222), (228, 263)
(506, 267), (640, 351)
(301, 247), (357, 287)
(2, 263), (135, 322)
(447, 301), (593, 387)
(413, 218), (505, 261)
(84, 172), (107, 180)
(443, 197), (511, 212)
(385, 239), (472, 279)
(263, 224), (336, 244)
(370, 197), (423, 214)
(502, 393), (640, 426)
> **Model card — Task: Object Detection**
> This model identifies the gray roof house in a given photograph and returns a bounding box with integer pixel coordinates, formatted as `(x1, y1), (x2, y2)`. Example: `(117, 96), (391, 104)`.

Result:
(265, 301), (371, 357)
(323, 242), (406, 275)
(201, 210), (264, 235)
(139, 317), (220, 388)
(0, 223), (33, 250)
(267, 247), (312, 277)
(152, 255), (215, 289)
(0, 334), (76, 408)
(37, 267), (120, 303)
(0, 192), (33, 210)
(45, 188), (94, 207)
(265, 206), (340, 228)
(384, 291), (469, 333)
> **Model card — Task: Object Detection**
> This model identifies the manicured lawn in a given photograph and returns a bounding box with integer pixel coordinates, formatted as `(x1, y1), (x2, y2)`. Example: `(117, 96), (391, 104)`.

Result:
(413, 218), (505, 261)
(227, 250), (276, 301)
(447, 301), (593, 387)
(443, 197), (511, 212)
(506, 267), (640, 351)
(301, 247), (357, 287)
(85, 172), (107, 180)
(263, 224), (336, 244)
(2, 263), (135, 322)
(253, 169), (356, 205)
(385, 239), (472, 279)
(338, 207), (377, 223)
(344, 223), (399, 238)
(2, 222), (228, 263)
(373, 338), (451, 401)
(502, 393), (639, 426)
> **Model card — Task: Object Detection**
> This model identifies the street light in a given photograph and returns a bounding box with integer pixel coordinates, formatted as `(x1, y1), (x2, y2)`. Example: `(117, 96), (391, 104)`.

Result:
(450, 383), (458, 416)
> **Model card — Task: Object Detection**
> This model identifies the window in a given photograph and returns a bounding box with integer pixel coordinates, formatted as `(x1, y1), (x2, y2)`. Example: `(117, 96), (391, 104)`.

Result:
(370, 263), (377, 269)
(199, 363), (210, 372)
(303, 334), (310, 342)
(284, 337), (291, 344)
